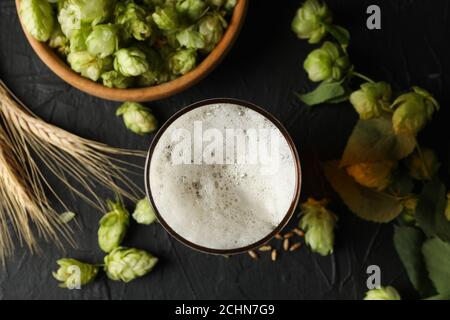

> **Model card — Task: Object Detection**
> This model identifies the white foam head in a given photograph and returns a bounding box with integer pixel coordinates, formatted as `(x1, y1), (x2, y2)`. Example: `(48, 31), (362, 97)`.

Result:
(148, 102), (299, 251)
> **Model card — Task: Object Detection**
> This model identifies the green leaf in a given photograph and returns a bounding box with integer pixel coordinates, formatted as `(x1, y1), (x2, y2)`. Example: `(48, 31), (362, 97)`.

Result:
(422, 237), (450, 295)
(416, 178), (450, 242)
(393, 226), (436, 297)
(340, 115), (416, 167)
(424, 293), (450, 300)
(387, 170), (414, 197)
(325, 24), (350, 46)
(323, 161), (403, 223)
(297, 81), (347, 106)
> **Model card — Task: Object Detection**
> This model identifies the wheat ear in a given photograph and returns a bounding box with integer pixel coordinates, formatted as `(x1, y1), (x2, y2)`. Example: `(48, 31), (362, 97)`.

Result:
(0, 79), (146, 263)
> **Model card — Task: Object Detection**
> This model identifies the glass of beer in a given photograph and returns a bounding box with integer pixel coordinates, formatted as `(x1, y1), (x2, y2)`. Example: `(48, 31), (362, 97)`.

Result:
(145, 99), (301, 255)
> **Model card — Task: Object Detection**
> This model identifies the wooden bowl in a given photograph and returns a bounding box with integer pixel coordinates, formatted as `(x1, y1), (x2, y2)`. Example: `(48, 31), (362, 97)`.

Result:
(15, 0), (248, 102)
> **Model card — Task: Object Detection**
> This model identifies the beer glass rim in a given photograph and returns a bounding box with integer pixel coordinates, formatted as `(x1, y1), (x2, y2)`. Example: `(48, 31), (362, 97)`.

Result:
(144, 98), (302, 255)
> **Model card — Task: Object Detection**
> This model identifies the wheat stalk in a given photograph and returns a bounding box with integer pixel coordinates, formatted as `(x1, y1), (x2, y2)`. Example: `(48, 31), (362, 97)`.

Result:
(0, 79), (146, 263)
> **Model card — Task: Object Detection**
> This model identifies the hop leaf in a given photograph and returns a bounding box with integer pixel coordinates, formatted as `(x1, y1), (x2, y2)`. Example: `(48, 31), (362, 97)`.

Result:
(53, 259), (99, 289)
(346, 160), (397, 191)
(98, 199), (129, 253)
(104, 247), (158, 282)
(291, 0), (332, 44)
(299, 198), (337, 256)
(406, 148), (440, 181)
(364, 286), (401, 300)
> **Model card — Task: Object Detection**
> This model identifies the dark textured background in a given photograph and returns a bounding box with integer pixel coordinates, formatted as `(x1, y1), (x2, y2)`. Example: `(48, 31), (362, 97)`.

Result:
(1, 0), (449, 300)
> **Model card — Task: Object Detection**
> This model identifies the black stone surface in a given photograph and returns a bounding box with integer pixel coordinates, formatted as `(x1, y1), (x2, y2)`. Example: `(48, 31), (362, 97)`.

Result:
(1, 0), (449, 300)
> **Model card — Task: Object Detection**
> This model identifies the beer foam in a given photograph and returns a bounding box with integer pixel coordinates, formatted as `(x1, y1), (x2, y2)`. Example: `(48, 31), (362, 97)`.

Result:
(149, 103), (298, 250)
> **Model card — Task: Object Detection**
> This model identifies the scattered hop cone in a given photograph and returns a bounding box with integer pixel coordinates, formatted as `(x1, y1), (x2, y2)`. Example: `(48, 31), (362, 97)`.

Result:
(391, 87), (440, 135)
(132, 198), (157, 225)
(299, 198), (337, 256)
(114, 48), (149, 77)
(346, 161), (397, 191)
(53, 259), (99, 289)
(104, 247), (158, 283)
(292, 0), (332, 44)
(350, 82), (392, 120)
(98, 200), (130, 253)
(406, 148), (440, 181)
(20, 0), (55, 42)
(304, 41), (350, 82)
(364, 286), (401, 300)
(116, 102), (158, 135)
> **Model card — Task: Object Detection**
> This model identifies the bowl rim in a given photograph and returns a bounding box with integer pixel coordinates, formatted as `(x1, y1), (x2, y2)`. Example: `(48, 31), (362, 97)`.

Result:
(15, 0), (249, 102)
(144, 98), (302, 255)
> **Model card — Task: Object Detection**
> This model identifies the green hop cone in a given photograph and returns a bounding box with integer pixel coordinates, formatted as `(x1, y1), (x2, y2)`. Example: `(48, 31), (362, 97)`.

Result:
(406, 148), (440, 181)
(104, 247), (158, 282)
(114, 1), (153, 41)
(168, 49), (197, 76)
(20, 0), (55, 42)
(116, 102), (158, 135)
(346, 160), (397, 191)
(114, 48), (149, 77)
(152, 5), (181, 31)
(198, 12), (228, 53)
(69, 25), (92, 53)
(391, 86), (440, 135)
(207, 0), (236, 11)
(176, 0), (208, 22)
(350, 82), (392, 120)
(364, 286), (401, 300)
(132, 198), (157, 225)
(101, 70), (134, 88)
(67, 51), (106, 81)
(304, 41), (350, 82)
(86, 24), (119, 58)
(98, 199), (129, 253)
(52, 258), (99, 289)
(291, 0), (332, 44)
(299, 198), (338, 256)
(176, 27), (206, 50)
(48, 25), (70, 57)
(57, 0), (114, 37)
